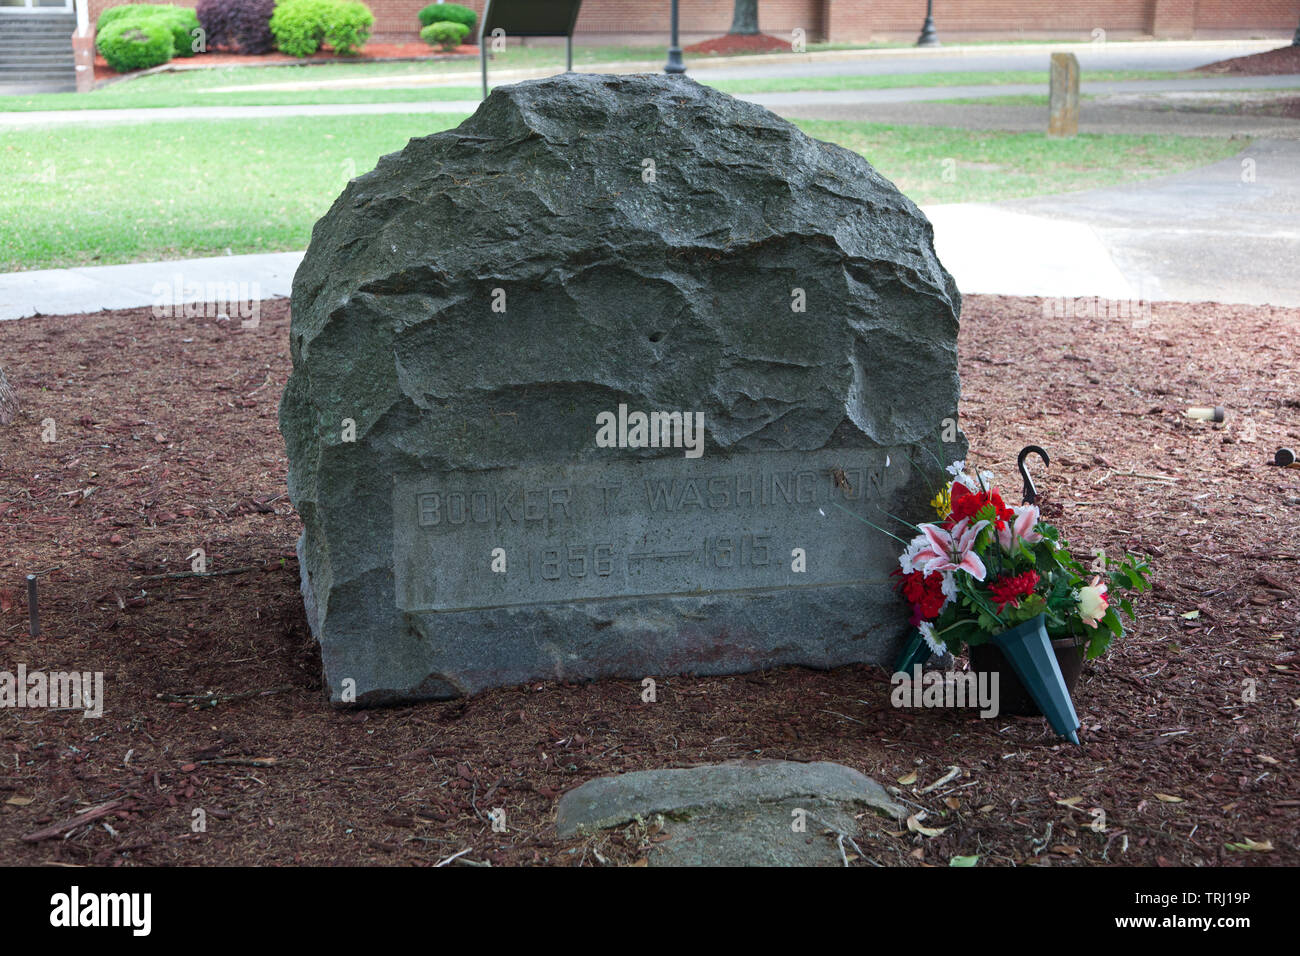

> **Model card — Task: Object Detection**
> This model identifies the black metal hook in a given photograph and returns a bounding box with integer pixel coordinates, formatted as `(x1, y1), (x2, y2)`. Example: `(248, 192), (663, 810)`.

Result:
(1017, 445), (1050, 505)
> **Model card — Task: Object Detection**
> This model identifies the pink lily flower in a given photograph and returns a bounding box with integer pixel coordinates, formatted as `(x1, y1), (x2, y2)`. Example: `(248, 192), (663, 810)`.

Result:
(998, 504), (1044, 552)
(912, 518), (990, 581)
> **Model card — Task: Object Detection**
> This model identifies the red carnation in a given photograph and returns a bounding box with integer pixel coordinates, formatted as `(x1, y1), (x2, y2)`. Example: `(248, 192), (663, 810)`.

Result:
(896, 569), (946, 622)
(987, 570), (1040, 612)
(949, 483), (1014, 529)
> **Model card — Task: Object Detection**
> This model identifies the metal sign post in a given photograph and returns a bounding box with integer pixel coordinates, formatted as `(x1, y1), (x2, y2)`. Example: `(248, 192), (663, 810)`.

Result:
(479, 0), (585, 100)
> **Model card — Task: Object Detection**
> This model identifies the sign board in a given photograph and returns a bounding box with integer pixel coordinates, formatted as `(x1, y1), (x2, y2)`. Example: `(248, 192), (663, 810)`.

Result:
(479, 0), (584, 98)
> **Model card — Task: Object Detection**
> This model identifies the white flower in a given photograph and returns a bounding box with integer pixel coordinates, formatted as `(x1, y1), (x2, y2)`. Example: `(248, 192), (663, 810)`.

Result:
(919, 621), (946, 657)
(940, 570), (957, 606)
(899, 533), (930, 574)
(978, 469), (995, 489)
(946, 459), (982, 491)
(1077, 577), (1110, 628)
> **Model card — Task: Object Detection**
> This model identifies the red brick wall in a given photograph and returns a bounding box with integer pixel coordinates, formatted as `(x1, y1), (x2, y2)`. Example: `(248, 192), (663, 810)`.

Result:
(1151, 0), (1197, 39)
(87, 0), (1300, 46)
(1196, 0), (1300, 31)
(853, 1), (1152, 38)
(823, 0), (870, 43)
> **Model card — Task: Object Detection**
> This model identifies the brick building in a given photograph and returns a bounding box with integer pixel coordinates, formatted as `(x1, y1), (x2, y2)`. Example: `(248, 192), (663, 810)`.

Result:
(12, 0), (1300, 46)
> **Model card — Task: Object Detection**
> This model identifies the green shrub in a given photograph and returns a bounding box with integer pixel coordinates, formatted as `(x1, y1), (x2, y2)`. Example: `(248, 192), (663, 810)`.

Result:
(324, 0), (372, 56)
(154, 7), (204, 57)
(96, 4), (157, 33)
(96, 17), (176, 72)
(270, 0), (372, 57)
(95, 5), (202, 58)
(420, 20), (468, 51)
(417, 3), (474, 34)
(269, 0), (327, 56)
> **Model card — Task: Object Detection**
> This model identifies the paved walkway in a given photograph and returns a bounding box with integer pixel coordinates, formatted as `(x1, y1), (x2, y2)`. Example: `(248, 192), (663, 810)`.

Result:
(776, 95), (1300, 139)
(995, 137), (1300, 306)
(0, 252), (303, 320)
(196, 39), (1281, 92)
(4, 137), (1296, 318)
(924, 138), (1300, 306)
(3, 74), (1297, 129)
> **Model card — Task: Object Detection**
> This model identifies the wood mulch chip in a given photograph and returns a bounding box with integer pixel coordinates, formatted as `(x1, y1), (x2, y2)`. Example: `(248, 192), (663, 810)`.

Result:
(1195, 43), (1300, 76)
(0, 294), (1296, 866)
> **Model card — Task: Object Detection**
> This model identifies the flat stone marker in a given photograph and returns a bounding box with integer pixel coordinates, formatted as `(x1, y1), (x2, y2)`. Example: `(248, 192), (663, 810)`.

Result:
(281, 73), (963, 704)
(1048, 52), (1080, 138)
(556, 760), (906, 866)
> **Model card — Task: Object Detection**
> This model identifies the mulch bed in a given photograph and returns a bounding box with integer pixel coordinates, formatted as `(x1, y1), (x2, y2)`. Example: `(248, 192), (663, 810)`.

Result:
(684, 33), (791, 55)
(93, 43), (478, 84)
(1195, 43), (1300, 75)
(0, 295), (1297, 867)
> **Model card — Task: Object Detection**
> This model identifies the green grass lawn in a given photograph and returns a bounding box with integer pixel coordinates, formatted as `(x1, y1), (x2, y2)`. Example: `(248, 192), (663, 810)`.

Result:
(797, 119), (1240, 204)
(0, 114), (1242, 271)
(0, 63), (1187, 112)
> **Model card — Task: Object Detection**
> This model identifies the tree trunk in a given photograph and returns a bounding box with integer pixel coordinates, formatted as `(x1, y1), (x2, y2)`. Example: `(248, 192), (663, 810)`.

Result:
(729, 0), (759, 35)
(0, 365), (17, 426)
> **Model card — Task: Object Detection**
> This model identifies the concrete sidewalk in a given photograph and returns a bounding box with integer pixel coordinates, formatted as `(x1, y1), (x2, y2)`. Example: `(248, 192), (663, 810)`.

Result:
(0, 252), (302, 320)
(778, 96), (1300, 139)
(194, 38), (1282, 93)
(924, 138), (1300, 306)
(3, 73), (1297, 129)
(5, 138), (1297, 319)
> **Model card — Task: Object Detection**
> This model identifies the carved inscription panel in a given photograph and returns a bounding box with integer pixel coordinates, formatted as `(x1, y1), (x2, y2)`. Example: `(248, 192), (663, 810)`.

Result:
(393, 449), (911, 612)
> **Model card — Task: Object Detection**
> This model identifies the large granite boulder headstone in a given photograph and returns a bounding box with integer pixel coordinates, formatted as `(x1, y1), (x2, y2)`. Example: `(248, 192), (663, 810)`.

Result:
(280, 73), (964, 705)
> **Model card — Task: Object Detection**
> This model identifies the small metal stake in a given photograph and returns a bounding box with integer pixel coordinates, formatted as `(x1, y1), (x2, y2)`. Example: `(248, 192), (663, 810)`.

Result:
(27, 574), (39, 638)
(1017, 445), (1050, 505)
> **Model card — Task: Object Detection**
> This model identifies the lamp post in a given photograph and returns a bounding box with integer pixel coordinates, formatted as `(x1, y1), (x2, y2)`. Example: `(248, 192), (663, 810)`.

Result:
(665, 0), (686, 73)
(916, 0), (939, 47)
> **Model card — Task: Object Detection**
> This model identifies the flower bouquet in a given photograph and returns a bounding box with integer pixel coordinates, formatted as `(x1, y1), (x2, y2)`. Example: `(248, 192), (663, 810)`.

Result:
(888, 460), (1150, 741)
(893, 460), (1150, 666)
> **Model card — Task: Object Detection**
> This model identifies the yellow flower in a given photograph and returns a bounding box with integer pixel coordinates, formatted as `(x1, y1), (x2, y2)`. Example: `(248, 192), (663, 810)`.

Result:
(930, 488), (951, 517)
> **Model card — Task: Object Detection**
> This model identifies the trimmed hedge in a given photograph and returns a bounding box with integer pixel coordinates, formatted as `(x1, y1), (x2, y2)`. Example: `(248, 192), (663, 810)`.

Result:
(157, 7), (203, 57)
(325, 0), (373, 55)
(420, 20), (468, 51)
(96, 18), (176, 72)
(417, 3), (475, 34)
(95, 5), (201, 59)
(268, 0), (324, 57)
(96, 4), (159, 33)
(196, 0), (276, 54)
(269, 0), (373, 58)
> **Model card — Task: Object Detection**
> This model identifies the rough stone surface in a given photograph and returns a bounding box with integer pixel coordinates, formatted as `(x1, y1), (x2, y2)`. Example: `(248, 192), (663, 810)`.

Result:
(555, 760), (906, 866)
(0, 365), (17, 426)
(280, 73), (963, 704)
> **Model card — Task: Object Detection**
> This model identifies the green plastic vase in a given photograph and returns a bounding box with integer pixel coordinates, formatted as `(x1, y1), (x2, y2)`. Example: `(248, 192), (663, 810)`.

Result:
(990, 613), (1081, 744)
(893, 630), (932, 674)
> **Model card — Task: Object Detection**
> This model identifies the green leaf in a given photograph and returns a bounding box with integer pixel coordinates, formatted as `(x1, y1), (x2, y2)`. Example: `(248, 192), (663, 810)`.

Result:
(949, 855), (980, 867)
(1085, 626), (1113, 660)
(1103, 607), (1123, 637)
